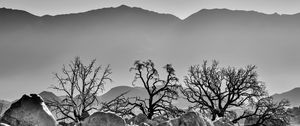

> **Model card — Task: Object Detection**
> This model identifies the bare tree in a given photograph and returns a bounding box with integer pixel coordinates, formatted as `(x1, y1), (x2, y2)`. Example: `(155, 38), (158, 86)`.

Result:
(128, 60), (182, 119)
(48, 57), (111, 122)
(99, 91), (136, 118)
(102, 60), (181, 119)
(182, 60), (266, 121)
(242, 97), (290, 126)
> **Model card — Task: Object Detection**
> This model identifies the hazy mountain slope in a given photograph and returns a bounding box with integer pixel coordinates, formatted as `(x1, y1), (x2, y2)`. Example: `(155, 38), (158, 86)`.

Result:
(0, 5), (181, 80)
(167, 8), (300, 77)
(0, 100), (11, 116)
(40, 5), (180, 29)
(98, 86), (149, 103)
(0, 8), (39, 31)
(98, 85), (193, 109)
(1, 6), (300, 101)
(39, 91), (61, 103)
(272, 87), (300, 107)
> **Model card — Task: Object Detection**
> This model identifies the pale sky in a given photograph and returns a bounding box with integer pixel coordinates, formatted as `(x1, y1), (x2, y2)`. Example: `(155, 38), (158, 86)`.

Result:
(1, 0), (300, 101)
(2, 0), (300, 19)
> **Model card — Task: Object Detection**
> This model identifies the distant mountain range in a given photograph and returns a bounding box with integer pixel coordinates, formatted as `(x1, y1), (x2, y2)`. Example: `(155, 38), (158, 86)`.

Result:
(1, 5), (300, 75)
(37, 86), (300, 108)
(2, 5), (300, 109)
(272, 87), (300, 107)
(97, 86), (193, 109)
(1, 86), (299, 117)
(2, 5), (300, 60)
(39, 91), (61, 102)
(36, 85), (193, 109)
(97, 86), (300, 108)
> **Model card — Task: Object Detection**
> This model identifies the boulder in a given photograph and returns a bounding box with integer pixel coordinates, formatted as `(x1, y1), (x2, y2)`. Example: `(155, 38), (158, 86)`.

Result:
(81, 112), (125, 126)
(81, 111), (90, 121)
(58, 121), (76, 126)
(139, 119), (159, 126)
(58, 121), (68, 126)
(152, 116), (169, 124)
(134, 113), (148, 125)
(244, 116), (287, 126)
(157, 111), (209, 126)
(138, 122), (150, 126)
(127, 113), (149, 125)
(213, 117), (233, 126)
(170, 118), (180, 126)
(0, 94), (56, 126)
(156, 118), (182, 126)
(157, 121), (170, 126)
(0, 123), (10, 126)
(179, 111), (207, 126)
(203, 117), (214, 126)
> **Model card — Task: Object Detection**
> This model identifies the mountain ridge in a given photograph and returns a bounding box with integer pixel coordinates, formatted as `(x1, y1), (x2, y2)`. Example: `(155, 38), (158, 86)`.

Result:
(1, 86), (299, 113)
(4, 5), (300, 21)
(1, 4), (300, 102)
(272, 87), (300, 107)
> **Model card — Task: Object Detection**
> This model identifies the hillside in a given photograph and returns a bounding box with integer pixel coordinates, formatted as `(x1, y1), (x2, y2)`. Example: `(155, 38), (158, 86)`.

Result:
(98, 85), (193, 109)
(272, 87), (300, 107)
(0, 100), (11, 116)
(1, 5), (300, 103)
(97, 86), (147, 102)
(39, 91), (61, 103)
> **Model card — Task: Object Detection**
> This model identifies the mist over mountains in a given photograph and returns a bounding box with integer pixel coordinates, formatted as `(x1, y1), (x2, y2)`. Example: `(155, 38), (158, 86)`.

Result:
(1, 85), (298, 117)
(1, 5), (300, 100)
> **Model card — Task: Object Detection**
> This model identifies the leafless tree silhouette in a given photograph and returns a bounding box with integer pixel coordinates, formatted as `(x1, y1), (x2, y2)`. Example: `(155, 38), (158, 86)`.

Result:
(182, 60), (266, 121)
(129, 60), (183, 119)
(101, 60), (182, 119)
(99, 91), (137, 118)
(241, 97), (290, 126)
(48, 57), (111, 122)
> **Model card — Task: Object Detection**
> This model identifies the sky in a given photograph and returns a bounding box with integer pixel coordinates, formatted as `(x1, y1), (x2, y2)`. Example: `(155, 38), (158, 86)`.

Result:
(2, 0), (300, 19)
(1, 0), (300, 101)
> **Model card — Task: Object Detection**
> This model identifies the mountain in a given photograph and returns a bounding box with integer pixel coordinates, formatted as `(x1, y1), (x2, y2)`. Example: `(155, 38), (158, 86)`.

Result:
(0, 8), (39, 31)
(0, 100), (11, 116)
(272, 87), (300, 107)
(2, 5), (300, 102)
(98, 86), (148, 103)
(39, 91), (61, 103)
(98, 85), (193, 109)
(0, 5), (181, 76)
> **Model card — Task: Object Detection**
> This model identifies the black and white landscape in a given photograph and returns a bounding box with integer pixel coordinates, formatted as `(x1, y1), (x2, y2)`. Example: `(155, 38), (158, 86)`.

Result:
(1, 2), (300, 126)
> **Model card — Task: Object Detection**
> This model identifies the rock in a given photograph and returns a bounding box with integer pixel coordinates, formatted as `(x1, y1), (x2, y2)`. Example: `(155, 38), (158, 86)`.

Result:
(179, 111), (207, 126)
(81, 112), (125, 126)
(81, 111), (90, 121)
(138, 122), (150, 126)
(127, 117), (134, 125)
(0, 123), (10, 126)
(157, 121), (171, 126)
(127, 113), (148, 125)
(134, 113), (148, 125)
(157, 111), (209, 126)
(58, 122), (76, 126)
(170, 118), (181, 126)
(0, 94), (56, 126)
(152, 116), (169, 124)
(139, 119), (159, 126)
(213, 117), (233, 126)
(203, 117), (214, 126)
(244, 116), (287, 126)
(58, 122), (68, 126)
